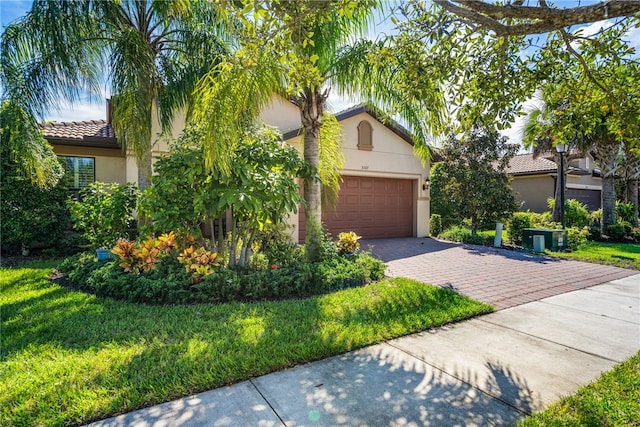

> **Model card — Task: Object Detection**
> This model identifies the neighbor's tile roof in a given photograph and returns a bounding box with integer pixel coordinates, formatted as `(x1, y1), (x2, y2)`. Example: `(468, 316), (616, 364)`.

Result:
(41, 120), (119, 148)
(507, 153), (557, 175)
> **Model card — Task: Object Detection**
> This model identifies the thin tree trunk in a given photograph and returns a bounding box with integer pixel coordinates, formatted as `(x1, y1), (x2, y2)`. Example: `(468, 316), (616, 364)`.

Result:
(624, 145), (640, 226)
(217, 212), (225, 253)
(595, 141), (621, 232)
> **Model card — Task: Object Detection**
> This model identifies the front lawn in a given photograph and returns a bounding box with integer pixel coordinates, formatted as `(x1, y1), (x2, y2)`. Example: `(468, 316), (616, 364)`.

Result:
(548, 241), (640, 270)
(0, 262), (492, 427)
(518, 351), (640, 426)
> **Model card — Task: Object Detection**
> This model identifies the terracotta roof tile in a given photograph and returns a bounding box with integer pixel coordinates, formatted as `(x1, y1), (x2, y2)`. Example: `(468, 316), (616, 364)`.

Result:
(41, 119), (116, 140)
(507, 153), (557, 175)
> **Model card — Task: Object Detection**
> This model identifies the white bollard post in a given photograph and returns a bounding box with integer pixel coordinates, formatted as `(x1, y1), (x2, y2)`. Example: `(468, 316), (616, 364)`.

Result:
(494, 222), (503, 247)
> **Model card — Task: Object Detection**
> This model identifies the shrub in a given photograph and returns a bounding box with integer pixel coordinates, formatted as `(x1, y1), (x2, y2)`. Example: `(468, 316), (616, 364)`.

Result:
(430, 214), (443, 237)
(59, 251), (386, 305)
(565, 199), (591, 228)
(529, 211), (552, 228)
(605, 223), (627, 241)
(566, 227), (589, 250)
(506, 212), (532, 245)
(69, 182), (138, 248)
(616, 201), (638, 224)
(336, 231), (361, 255)
(257, 223), (302, 267)
(1, 163), (71, 254)
(439, 226), (491, 245)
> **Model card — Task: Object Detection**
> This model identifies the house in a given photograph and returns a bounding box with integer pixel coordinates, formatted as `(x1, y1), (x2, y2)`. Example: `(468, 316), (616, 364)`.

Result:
(508, 152), (602, 212)
(42, 98), (430, 241)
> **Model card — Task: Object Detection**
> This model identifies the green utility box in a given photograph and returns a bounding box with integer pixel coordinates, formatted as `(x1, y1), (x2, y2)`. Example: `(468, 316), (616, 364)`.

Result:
(522, 228), (567, 251)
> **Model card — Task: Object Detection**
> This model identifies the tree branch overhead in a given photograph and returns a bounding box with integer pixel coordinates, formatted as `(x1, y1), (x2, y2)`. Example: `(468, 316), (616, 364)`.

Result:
(434, 0), (640, 36)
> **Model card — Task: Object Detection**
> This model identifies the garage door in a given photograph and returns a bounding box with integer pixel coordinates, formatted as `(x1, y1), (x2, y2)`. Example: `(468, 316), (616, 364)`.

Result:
(306, 176), (413, 240)
(566, 188), (601, 211)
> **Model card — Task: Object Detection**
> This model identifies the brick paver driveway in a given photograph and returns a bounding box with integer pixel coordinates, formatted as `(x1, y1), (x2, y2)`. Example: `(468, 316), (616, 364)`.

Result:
(364, 237), (637, 310)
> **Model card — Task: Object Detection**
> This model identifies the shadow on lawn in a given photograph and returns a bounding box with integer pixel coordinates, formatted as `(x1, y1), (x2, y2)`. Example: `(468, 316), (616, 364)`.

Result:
(1, 265), (492, 426)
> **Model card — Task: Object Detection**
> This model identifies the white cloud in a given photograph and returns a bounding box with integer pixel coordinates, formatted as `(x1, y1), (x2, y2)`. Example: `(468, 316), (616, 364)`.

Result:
(45, 101), (106, 123)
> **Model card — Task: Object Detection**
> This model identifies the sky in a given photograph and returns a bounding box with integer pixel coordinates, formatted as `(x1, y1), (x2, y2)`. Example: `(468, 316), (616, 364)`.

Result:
(1, 1), (639, 145)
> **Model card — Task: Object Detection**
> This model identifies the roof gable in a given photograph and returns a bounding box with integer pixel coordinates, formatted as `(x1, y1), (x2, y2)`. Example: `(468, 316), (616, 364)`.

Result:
(282, 104), (414, 146)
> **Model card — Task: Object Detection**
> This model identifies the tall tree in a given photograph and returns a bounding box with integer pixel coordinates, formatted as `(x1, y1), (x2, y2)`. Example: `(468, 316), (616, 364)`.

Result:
(1, 0), (227, 191)
(432, 124), (519, 233)
(192, 0), (444, 259)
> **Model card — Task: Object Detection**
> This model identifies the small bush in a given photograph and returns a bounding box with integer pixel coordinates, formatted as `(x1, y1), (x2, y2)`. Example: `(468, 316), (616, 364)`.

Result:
(616, 201), (638, 224)
(565, 199), (591, 228)
(605, 223), (627, 241)
(430, 214), (443, 237)
(507, 212), (532, 245)
(566, 227), (589, 250)
(69, 182), (138, 248)
(336, 231), (361, 255)
(440, 226), (490, 245)
(528, 211), (552, 228)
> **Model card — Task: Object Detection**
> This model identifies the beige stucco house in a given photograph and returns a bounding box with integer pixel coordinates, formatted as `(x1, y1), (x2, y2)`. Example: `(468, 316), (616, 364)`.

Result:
(43, 97), (430, 241)
(508, 152), (602, 212)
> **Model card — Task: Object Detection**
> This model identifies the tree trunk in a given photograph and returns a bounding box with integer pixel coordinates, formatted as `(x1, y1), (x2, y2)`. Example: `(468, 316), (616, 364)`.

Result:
(624, 146), (640, 226)
(300, 87), (328, 223)
(552, 152), (563, 223)
(594, 141), (621, 232)
(298, 87), (329, 261)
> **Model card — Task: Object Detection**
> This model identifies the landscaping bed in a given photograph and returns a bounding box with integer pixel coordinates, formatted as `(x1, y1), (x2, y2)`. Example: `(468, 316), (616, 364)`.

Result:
(0, 262), (493, 427)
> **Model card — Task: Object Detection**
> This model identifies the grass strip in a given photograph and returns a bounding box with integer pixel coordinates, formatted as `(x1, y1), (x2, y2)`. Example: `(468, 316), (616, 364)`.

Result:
(1, 263), (492, 427)
(518, 351), (640, 427)
(547, 242), (640, 270)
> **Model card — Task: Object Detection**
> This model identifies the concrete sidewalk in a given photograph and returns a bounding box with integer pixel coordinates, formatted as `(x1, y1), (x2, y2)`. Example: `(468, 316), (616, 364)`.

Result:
(87, 274), (640, 427)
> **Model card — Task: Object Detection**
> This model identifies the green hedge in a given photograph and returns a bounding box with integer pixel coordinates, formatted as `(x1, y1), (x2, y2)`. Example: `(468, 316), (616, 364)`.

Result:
(58, 251), (386, 304)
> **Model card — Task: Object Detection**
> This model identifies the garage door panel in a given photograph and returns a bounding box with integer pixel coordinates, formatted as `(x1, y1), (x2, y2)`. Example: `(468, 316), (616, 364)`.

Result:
(322, 176), (413, 239)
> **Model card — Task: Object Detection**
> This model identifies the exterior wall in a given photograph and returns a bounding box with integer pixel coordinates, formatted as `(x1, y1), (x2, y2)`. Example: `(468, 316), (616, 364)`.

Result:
(511, 173), (602, 213)
(511, 175), (554, 212)
(284, 112), (430, 240)
(53, 145), (127, 185)
(259, 97), (302, 133)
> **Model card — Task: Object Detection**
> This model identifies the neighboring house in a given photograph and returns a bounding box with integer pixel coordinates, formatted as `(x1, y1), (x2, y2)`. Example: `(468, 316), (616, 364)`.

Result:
(42, 98), (430, 241)
(508, 152), (602, 212)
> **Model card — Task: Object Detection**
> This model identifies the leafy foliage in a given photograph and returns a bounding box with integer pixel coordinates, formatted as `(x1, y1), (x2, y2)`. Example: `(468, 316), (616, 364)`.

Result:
(69, 182), (138, 249)
(506, 212), (532, 245)
(1, 107), (71, 253)
(432, 125), (519, 233)
(429, 214), (442, 237)
(60, 251), (385, 305)
(336, 231), (361, 256)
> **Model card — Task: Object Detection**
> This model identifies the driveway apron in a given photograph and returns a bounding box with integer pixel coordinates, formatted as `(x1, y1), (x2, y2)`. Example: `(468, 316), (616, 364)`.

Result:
(363, 237), (636, 310)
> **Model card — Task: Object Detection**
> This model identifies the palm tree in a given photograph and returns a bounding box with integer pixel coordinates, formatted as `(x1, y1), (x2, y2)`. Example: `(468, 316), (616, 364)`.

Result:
(1, 0), (226, 191)
(191, 1), (444, 258)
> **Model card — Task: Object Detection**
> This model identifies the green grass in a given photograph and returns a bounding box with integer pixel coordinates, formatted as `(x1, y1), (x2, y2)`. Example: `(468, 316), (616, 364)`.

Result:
(548, 241), (640, 270)
(1, 263), (493, 427)
(518, 351), (640, 427)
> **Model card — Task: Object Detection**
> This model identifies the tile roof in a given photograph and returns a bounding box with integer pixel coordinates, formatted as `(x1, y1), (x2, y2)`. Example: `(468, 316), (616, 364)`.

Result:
(41, 120), (120, 148)
(507, 153), (558, 175)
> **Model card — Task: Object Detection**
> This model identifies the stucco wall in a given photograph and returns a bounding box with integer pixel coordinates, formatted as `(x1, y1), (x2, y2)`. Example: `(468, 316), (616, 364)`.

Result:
(53, 145), (127, 185)
(511, 175), (554, 212)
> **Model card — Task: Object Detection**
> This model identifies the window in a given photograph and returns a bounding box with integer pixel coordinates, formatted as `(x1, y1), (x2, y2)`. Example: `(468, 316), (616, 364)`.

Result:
(357, 120), (373, 151)
(59, 156), (95, 194)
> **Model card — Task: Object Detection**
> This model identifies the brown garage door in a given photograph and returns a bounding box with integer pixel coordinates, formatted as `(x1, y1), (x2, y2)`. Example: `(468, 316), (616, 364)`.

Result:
(318, 176), (414, 239)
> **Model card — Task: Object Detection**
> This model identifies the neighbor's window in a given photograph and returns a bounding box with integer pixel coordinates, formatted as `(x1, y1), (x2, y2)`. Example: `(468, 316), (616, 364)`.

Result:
(357, 120), (373, 151)
(59, 156), (95, 195)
